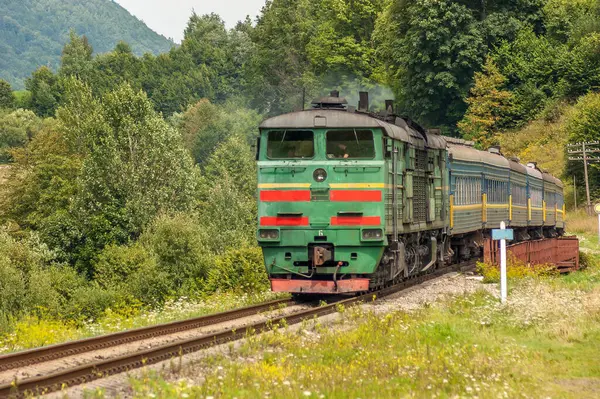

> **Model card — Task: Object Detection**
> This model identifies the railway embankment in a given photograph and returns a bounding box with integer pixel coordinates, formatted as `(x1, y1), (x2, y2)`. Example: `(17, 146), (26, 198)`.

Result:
(119, 256), (599, 399)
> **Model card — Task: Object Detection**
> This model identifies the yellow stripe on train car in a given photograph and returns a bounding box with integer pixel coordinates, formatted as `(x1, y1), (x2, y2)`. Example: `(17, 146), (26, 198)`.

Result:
(450, 195), (454, 229)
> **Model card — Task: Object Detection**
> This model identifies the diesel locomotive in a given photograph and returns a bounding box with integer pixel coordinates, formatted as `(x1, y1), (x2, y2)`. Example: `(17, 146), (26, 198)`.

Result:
(256, 91), (565, 294)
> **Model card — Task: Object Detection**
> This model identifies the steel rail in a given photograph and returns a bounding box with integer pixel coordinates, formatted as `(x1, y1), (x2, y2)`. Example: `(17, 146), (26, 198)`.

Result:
(0, 298), (293, 373)
(0, 261), (475, 398)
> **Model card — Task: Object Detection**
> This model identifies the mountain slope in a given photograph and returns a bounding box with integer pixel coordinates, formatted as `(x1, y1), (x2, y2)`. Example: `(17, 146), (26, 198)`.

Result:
(0, 0), (174, 89)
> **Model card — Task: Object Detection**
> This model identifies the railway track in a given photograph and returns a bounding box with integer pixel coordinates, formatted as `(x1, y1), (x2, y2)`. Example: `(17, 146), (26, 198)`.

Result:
(0, 261), (475, 398)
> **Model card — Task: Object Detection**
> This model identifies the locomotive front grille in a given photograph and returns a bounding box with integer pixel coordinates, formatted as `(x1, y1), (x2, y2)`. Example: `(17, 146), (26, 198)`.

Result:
(413, 175), (427, 222)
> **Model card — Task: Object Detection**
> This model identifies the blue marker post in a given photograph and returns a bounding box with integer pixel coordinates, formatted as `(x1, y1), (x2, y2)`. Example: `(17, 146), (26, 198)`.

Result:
(492, 221), (514, 304)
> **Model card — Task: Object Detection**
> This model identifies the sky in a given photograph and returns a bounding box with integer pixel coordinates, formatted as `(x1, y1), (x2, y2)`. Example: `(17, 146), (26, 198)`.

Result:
(115, 0), (266, 43)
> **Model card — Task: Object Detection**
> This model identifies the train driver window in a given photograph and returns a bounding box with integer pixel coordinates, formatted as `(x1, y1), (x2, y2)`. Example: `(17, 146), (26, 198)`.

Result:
(267, 130), (314, 159)
(326, 130), (375, 159)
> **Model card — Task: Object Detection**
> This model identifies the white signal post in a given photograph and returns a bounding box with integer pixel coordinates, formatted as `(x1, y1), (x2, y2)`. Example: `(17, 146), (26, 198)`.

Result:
(500, 221), (507, 304)
(492, 222), (513, 304)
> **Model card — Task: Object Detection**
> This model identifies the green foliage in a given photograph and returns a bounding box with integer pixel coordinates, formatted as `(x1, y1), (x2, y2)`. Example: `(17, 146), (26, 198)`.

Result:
(544, 0), (600, 43)
(94, 243), (171, 307)
(60, 30), (94, 80)
(0, 80), (14, 109)
(198, 136), (258, 254)
(3, 80), (200, 273)
(376, 0), (545, 131)
(179, 98), (262, 164)
(25, 67), (61, 117)
(458, 58), (513, 148)
(205, 247), (269, 293)
(0, 108), (42, 162)
(0, 0), (173, 90)
(12, 91), (31, 109)
(140, 214), (211, 291)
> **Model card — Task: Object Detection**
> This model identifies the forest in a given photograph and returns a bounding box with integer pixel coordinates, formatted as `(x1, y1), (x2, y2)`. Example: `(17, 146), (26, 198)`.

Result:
(0, 0), (173, 89)
(0, 0), (599, 338)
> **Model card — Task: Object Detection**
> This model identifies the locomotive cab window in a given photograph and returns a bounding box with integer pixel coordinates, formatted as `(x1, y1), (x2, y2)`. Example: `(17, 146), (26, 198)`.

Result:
(326, 130), (374, 159)
(266, 130), (314, 159)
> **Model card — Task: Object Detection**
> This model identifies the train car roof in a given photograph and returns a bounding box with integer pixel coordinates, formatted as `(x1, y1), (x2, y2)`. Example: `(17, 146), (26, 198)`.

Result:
(525, 165), (543, 179)
(447, 143), (482, 162)
(542, 172), (555, 184)
(508, 159), (527, 174)
(482, 151), (510, 168)
(554, 176), (564, 188)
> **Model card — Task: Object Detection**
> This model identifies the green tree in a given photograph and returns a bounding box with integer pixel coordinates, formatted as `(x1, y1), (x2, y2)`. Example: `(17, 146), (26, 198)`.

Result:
(0, 109), (43, 162)
(458, 58), (513, 148)
(544, 0), (600, 43)
(58, 80), (200, 270)
(375, 0), (485, 130)
(60, 31), (94, 80)
(0, 80), (14, 109)
(25, 67), (60, 117)
(179, 99), (261, 164)
(245, 0), (314, 114)
(375, 0), (545, 131)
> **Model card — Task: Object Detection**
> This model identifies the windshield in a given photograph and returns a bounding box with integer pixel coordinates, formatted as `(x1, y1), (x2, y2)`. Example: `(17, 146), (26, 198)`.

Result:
(267, 130), (314, 159)
(326, 130), (374, 159)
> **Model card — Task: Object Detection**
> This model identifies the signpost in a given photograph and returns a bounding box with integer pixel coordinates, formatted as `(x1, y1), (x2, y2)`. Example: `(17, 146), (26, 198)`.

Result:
(595, 204), (600, 245)
(491, 221), (514, 304)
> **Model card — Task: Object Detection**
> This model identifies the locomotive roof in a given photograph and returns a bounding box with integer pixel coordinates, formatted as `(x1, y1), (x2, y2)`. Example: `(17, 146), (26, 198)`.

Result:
(260, 108), (562, 184)
(259, 109), (446, 149)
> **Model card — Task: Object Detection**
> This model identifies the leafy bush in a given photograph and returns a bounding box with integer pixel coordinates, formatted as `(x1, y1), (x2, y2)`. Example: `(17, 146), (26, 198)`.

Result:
(94, 243), (156, 289)
(205, 247), (269, 294)
(26, 265), (85, 318)
(140, 213), (211, 291)
(94, 242), (172, 307)
(62, 284), (123, 322)
(0, 260), (26, 317)
(477, 254), (559, 283)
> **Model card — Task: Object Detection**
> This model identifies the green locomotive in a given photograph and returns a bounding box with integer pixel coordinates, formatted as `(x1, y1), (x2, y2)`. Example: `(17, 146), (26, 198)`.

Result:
(256, 91), (564, 294)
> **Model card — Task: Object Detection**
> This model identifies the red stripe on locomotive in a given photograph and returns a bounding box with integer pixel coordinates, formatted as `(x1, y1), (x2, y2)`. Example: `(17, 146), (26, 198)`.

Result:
(260, 216), (309, 226)
(260, 190), (311, 202)
(330, 190), (382, 202)
(330, 216), (381, 226)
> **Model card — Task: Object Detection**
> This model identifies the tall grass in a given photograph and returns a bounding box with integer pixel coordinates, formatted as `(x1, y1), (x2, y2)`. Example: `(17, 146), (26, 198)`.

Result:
(567, 208), (598, 235)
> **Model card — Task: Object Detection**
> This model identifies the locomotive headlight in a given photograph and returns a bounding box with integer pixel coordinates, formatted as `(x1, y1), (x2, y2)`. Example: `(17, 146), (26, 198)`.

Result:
(362, 229), (383, 241)
(258, 229), (280, 241)
(313, 168), (327, 182)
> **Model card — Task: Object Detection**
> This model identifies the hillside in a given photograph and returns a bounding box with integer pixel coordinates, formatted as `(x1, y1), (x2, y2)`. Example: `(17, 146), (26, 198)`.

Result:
(0, 0), (173, 89)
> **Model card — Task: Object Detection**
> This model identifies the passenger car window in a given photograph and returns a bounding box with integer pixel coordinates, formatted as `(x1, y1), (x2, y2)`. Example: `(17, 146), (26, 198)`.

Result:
(326, 130), (374, 159)
(267, 130), (314, 159)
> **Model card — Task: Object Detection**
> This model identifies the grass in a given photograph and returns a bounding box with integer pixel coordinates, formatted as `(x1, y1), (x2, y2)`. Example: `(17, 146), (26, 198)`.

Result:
(119, 219), (600, 399)
(0, 291), (286, 354)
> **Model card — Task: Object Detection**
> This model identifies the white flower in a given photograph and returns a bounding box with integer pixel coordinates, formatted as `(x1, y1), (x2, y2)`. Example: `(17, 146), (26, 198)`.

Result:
(283, 381), (291, 386)
(303, 391), (311, 397)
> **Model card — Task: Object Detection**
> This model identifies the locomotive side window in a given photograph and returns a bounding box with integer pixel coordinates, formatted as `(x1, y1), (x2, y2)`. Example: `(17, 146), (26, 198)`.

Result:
(266, 130), (314, 159)
(326, 130), (374, 159)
